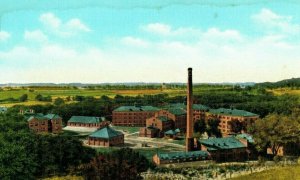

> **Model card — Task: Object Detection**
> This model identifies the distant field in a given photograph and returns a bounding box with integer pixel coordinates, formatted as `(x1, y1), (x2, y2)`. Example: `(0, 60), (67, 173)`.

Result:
(269, 88), (300, 96)
(0, 87), (187, 106)
(2, 86), (299, 107)
(230, 165), (300, 180)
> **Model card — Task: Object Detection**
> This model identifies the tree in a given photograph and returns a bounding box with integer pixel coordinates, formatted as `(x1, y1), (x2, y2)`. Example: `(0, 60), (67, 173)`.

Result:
(194, 119), (206, 134)
(19, 94), (28, 102)
(206, 118), (221, 137)
(228, 119), (245, 134)
(83, 148), (153, 179)
(54, 98), (65, 106)
(35, 94), (43, 101)
(249, 113), (300, 155)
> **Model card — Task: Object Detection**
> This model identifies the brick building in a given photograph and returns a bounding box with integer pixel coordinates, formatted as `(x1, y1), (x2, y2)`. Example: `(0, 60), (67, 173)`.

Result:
(88, 126), (124, 147)
(207, 108), (259, 136)
(139, 104), (209, 138)
(153, 151), (210, 165)
(67, 116), (108, 128)
(112, 106), (160, 126)
(199, 136), (248, 162)
(27, 114), (62, 133)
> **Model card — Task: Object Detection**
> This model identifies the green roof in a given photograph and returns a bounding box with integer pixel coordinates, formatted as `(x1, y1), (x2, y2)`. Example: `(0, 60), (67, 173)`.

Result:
(158, 116), (171, 122)
(89, 126), (123, 139)
(113, 106), (160, 112)
(236, 133), (255, 143)
(157, 151), (209, 160)
(199, 137), (246, 150)
(165, 129), (176, 135)
(163, 103), (210, 116)
(209, 108), (258, 117)
(68, 116), (104, 124)
(27, 113), (61, 121)
(44, 114), (61, 119)
(193, 104), (210, 111)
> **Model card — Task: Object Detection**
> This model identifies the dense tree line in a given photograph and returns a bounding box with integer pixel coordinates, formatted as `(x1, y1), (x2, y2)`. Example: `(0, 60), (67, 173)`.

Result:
(83, 148), (153, 180)
(248, 110), (300, 156)
(8, 88), (299, 126)
(0, 113), (96, 179)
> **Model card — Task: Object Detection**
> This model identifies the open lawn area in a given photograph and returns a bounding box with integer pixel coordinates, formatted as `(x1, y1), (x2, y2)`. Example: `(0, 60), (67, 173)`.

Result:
(230, 165), (300, 180)
(111, 126), (140, 134)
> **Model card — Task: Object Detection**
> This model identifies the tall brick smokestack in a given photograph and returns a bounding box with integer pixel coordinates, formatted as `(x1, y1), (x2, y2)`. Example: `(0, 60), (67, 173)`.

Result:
(186, 67), (194, 151)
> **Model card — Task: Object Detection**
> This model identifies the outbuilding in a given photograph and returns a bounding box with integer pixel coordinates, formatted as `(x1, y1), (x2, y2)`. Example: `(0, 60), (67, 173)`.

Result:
(88, 126), (124, 147)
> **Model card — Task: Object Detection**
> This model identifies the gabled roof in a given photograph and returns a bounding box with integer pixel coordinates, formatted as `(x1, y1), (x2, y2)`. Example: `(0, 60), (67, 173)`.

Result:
(163, 103), (210, 116)
(68, 116), (104, 124)
(199, 137), (246, 150)
(27, 113), (62, 121)
(27, 114), (48, 121)
(89, 126), (123, 139)
(208, 108), (258, 117)
(44, 114), (61, 119)
(113, 106), (160, 112)
(157, 151), (209, 160)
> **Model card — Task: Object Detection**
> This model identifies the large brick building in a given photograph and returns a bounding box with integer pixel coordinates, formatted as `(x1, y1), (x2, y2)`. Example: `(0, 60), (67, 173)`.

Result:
(27, 114), (62, 133)
(112, 106), (160, 126)
(199, 136), (248, 162)
(207, 108), (259, 136)
(139, 103), (209, 138)
(88, 126), (124, 147)
(67, 116), (109, 128)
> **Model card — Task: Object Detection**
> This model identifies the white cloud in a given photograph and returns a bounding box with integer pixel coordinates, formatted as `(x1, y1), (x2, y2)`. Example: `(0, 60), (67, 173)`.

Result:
(0, 31), (11, 41)
(121, 36), (149, 47)
(24, 30), (48, 43)
(39, 12), (91, 37)
(142, 23), (172, 35)
(252, 8), (300, 34)
(66, 18), (91, 32)
(202, 28), (243, 42)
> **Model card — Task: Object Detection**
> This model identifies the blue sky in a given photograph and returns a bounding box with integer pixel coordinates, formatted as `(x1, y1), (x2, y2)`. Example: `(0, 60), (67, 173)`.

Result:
(0, 1), (300, 83)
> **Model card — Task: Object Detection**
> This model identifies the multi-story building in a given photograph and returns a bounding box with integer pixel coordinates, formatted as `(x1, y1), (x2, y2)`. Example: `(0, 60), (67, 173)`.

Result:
(139, 104), (209, 138)
(27, 114), (62, 133)
(207, 108), (259, 136)
(112, 106), (160, 126)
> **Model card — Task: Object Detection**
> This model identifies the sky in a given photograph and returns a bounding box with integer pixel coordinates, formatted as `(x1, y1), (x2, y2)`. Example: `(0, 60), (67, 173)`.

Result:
(0, 1), (300, 83)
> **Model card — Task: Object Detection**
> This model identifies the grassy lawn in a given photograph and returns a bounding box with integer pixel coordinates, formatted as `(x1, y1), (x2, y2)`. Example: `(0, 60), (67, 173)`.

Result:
(231, 165), (300, 180)
(112, 126), (140, 134)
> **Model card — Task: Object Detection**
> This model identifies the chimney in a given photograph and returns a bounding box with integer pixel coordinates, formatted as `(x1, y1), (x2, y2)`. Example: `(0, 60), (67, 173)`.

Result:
(186, 67), (194, 151)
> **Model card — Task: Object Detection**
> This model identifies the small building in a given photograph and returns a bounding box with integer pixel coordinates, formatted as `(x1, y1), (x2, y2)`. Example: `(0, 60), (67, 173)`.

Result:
(67, 116), (109, 128)
(88, 126), (124, 147)
(139, 126), (160, 138)
(199, 136), (248, 162)
(28, 114), (62, 133)
(236, 133), (257, 160)
(0, 106), (7, 114)
(153, 151), (211, 165)
(164, 129), (180, 139)
(112, 105), (160, 126)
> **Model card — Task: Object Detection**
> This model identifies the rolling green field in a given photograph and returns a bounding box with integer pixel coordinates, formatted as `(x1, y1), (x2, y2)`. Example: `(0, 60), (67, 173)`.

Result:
(231, 165), (300, 180)
(1, 86), (300, 107)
